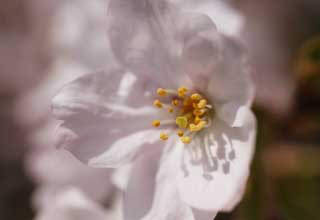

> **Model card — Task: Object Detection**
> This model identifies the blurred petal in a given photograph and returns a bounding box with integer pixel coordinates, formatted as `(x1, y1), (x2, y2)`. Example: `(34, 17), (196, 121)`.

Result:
(106, 0), (183, 86)
(181, 13), (221, 87)
(35, 188), (114, 220)
(178, 110), (256, 211)
(206, 37), (254, 127)
(51, 70), (160, 167)
(26, 149), (114, 208)
(175, 0), (244, 37)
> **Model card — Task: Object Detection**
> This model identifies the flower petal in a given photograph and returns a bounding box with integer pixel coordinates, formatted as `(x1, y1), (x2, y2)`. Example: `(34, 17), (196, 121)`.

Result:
(123, 144), (162, 220)
(35, 187), (116, 220)
(206, 37), (254, 127)
(106, 0), (183, 86)
(142, 142), (196, 220)
(51, 70), (160, 167)
(177, 110), (256, 211)
(174, 0), (244, 37)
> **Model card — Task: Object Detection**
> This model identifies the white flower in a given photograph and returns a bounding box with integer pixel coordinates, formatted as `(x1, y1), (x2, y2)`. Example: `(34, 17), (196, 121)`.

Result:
(52, 0), (256, 219)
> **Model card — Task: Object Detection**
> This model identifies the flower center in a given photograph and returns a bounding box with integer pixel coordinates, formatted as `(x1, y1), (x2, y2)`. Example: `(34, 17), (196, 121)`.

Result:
(152, 86), (213, 144)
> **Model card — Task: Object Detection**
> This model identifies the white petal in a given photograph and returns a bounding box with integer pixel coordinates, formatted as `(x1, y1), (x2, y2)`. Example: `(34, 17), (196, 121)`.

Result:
(181, 13), (222, 89)
(123, 145), (163, 220)
(177, 110), (256, 211)
(106, 0), (184, 87)
(34, 188), (114, 220)
(206, 37), (254, 127)
(26, 149), (114, 209)
(51, 70), (159, 167)
(142, 142), (196, 220)
(111, 163), (133, 191)
(175, 0), (244, 37)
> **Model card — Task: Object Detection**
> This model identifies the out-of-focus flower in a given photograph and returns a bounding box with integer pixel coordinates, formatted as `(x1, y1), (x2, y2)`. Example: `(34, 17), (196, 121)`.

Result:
(26, 146), (115, 210)
(34, 187), (121, 220)
(52, 0), (256, 219)
(172, 0), (245, 37)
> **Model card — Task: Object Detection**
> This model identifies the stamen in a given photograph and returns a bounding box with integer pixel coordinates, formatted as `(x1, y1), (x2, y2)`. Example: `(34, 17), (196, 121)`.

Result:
(177, 87), (188, 97)
(181, 136), (191, 144)
(157, 88), (167, 96)
(151, 86), (213, 144)
(193, 108), (206, 117)
(175, 116), (188, 128)
(190, 93), (202, 101)
(189, 120), (206, 132)
(197, 99), (207, 108)
(152, 120), (161, 127)
(177, 130), (184, 137)
(172, 99), (180, 106)
(160, 132), (169, 141)
(194, 116), (202, 124)
(153, 99), (163, 108)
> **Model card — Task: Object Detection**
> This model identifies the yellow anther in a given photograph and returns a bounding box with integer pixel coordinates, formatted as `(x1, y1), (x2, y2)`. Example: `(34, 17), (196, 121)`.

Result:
(177, 130), (184, 137)
(183, 97), (192, 106)
(180, 136), (191, 144)
(157, 88), (167, 96)
(189, 120), (206, 132)
(152, 120), (161, 127)
(172, 99), (180, 106)
(153, 99), (163, 108)
(193, 108), (206, 116)
(168, 107), (174, 113)
(178, 87), (188, 97)
(194, 116), (201, 124)
(160, 132), (169, 141)
(190, 93), (202, 101)
(197, 99), (207, 108)
(175, 116), (188, 128)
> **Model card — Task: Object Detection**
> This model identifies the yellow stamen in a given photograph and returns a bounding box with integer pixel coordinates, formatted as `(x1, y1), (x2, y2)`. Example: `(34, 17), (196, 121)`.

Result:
(177, 130), (184, 137)
(181, 136), (191, 144)
(193, 108), (206, 117)
(172, 99), (180, 106)
(190, 93), (202, 101)
(178, 87), (188, 97)
(153, 99), (163, 108)
(168, 107), (174, 113)
(194, 116), (202, 124)
(175, 116), (188, 128)
(157, 88), (167, 96)
(160, 132), (169, 141)
(152, 120), (161, 127)
(189, 120), (206, 132)
(197, 99), (207, 108)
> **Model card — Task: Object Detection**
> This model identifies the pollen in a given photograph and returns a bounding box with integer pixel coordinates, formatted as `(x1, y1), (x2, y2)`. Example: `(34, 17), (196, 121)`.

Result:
(190, 93), (202, 101)
(176, 116), (188, 128)
(172, 99), (180, 106)
(177, 87), (188, 97)
(197, 99), (207, 108)
(153, 99), (163, 108)
(189, 120), (206, 132)
(177, 130), (184, 137)
(152, 120), (161, 127)
(160, 132), (169, 141)
(180, 136), (191, 144)
(157, 88), (167, 96)
(152, 86), (213, 144)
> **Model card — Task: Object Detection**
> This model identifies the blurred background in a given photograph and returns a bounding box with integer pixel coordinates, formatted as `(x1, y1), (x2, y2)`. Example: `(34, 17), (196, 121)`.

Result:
(0, 0), (319, 219)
